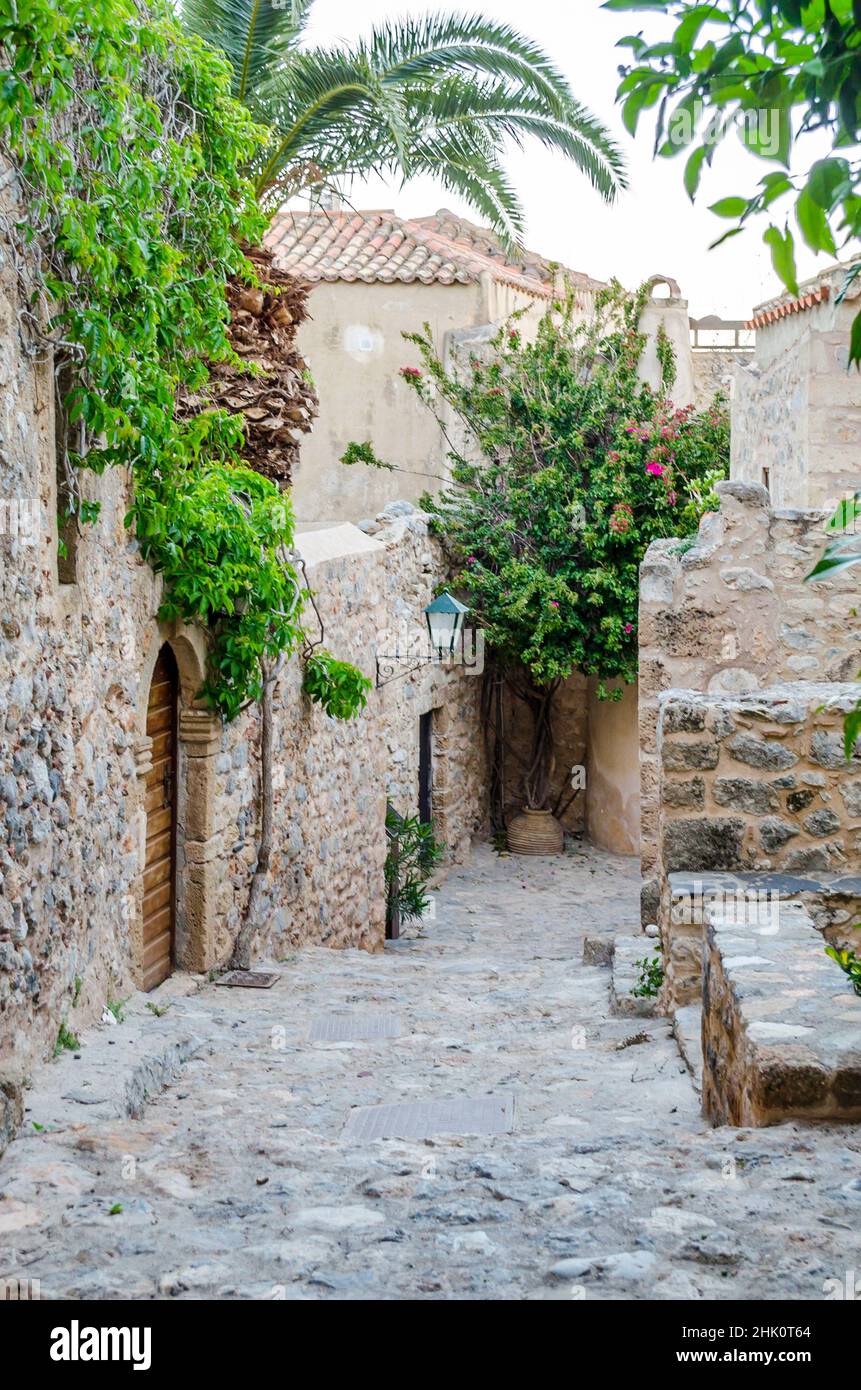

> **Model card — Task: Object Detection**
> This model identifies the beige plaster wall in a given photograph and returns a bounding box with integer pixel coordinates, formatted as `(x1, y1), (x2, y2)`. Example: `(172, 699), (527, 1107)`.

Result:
(293, 276), (546, 527)
(638, 287), (696, 408)
(586, 679), (641, 857)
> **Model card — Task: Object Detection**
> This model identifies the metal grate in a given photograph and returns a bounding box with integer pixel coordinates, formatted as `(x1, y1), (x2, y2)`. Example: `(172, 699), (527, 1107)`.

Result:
(215, 970), (281, 989)
(309, 1013), (403, 1042)
(342, 1093), (516, 1141)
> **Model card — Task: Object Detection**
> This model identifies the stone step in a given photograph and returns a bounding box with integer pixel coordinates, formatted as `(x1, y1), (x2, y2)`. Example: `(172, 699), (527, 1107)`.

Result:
(22, 976), (212, 1134)
(610, 935), (661, 1018)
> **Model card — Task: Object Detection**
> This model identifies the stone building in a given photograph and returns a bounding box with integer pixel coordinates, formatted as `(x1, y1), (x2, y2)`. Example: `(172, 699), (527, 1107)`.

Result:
(732, 259), (861, 507)
(266, 207), (603, 527)
(0, 220), (489, 1091)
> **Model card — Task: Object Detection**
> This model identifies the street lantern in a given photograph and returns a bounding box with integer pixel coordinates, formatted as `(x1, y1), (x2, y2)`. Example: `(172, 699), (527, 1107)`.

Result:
(424, 590), (469, 659)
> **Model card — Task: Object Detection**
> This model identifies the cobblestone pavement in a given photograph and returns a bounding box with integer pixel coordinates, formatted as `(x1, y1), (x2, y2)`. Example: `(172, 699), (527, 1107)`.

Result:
(2, 843), (860, 1301)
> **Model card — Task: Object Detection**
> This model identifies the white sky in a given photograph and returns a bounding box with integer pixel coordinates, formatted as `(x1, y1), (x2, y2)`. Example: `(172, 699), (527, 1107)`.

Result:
(301, 0), (839, 319)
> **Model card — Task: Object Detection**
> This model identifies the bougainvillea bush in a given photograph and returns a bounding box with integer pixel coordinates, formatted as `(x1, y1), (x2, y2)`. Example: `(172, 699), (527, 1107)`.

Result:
(400, 282), (729, 813)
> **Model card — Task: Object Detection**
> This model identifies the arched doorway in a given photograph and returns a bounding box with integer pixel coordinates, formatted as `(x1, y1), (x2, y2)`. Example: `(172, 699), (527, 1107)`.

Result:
(142, 643), (178, 989)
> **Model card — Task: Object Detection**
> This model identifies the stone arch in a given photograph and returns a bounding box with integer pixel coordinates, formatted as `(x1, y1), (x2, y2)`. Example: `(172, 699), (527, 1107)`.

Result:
(135, 623), (209, 741)
(133, 622), (223, 985)
(644, 273), (682, 301)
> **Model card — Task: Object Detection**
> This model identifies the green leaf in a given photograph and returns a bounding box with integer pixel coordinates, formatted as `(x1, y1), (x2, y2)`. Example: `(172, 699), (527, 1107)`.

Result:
(709, 195), (748, 218)
(808, 157), (852, 211)
(763, 224), (798, 296)
(684, 144), (708, 199)
(795, 187), (837, 254)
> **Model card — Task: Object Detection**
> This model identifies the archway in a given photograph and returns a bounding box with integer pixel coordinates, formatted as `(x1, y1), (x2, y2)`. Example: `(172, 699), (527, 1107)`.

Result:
(133, 625), (222, 987)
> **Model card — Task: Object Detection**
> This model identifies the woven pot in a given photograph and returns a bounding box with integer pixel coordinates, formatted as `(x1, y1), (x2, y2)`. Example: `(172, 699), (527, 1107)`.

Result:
(507, 808), (564, 856)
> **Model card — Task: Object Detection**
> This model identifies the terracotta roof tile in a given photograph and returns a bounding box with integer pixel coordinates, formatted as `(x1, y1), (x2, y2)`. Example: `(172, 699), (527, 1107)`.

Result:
(266, 207), (600, 299)
(747, 285), (829, 331)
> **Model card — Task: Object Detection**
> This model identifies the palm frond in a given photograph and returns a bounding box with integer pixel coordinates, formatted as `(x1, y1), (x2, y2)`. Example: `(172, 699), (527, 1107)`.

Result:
(181, 0), (310, 100)
(406, 76), (627, 200)
(181, 3), (626, 241)
(364, 12), (578, 114)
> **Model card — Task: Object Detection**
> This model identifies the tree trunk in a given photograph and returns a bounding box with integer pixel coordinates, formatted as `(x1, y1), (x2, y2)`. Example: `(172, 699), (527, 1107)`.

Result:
(230, 657), (275, 970)
(523, 681), (558, 810)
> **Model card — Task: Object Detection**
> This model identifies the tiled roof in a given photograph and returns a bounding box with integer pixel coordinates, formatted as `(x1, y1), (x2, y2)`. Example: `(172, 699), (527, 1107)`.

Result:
(746, 285), (830, 331)
(746, 259), (861, 330)
(266, 207), (599, 299)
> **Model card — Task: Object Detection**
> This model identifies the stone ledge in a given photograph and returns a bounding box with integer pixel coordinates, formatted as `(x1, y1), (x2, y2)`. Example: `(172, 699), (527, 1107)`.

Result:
(702, 899), (861, 1126)
(669, 870), (861, 950)
(20, 977), (212, 1134)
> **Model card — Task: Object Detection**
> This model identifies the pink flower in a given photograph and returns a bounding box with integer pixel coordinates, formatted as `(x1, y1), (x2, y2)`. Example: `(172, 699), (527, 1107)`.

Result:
(400, 366), (422, 380)
(667, 490), (677, 506)
(646, 460), (666, 477)
(624, 623), (635, 634)
(549, 600), (559, 608)
(607, 450), (621, 464)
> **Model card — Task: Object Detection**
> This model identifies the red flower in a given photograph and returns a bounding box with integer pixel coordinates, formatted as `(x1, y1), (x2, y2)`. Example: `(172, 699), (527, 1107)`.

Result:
(400, 366), (422, 381)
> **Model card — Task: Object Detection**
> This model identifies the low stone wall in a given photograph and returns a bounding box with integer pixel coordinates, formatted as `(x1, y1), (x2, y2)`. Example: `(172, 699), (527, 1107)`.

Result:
(639, 480), (860, 921)
(702, 897), (861, 1126)
(657, 682), (861, 1003)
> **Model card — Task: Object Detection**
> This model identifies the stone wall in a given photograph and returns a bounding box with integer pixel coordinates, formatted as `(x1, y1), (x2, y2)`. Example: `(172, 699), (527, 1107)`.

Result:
(638, 479), (860, 922)
(731, 261), (861, 508)
(0, 230), (487, 1088)
(658, 682), (861, 1001)
(691, 349), (750, 412)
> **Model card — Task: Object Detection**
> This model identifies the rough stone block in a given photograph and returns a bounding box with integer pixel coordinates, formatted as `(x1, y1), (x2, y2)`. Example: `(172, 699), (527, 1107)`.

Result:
(662, 739), (720, 771)
(663, 818), (745, 874)
(727, 732), (797, 771)
(610, 935), (659, 1018)
(582, 935), (613, 967)
(663, 777), (705, 809)
(713, 777), (777, 815)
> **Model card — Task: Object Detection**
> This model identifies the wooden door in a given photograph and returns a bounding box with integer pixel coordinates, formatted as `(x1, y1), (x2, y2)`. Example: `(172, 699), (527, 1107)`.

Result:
(142, 644), (178, 990)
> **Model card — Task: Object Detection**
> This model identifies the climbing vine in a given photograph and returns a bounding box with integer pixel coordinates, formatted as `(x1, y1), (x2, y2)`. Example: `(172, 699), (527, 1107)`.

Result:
(0, 0), (364, 720)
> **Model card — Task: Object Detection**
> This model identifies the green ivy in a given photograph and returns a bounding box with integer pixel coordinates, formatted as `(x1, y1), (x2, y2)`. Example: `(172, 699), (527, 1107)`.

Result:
(0, 0), (308, 717)
(303, 650), (372, 721)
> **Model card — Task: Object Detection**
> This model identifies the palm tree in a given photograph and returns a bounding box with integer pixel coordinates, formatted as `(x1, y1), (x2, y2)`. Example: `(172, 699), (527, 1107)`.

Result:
(181, 2), (626, 241)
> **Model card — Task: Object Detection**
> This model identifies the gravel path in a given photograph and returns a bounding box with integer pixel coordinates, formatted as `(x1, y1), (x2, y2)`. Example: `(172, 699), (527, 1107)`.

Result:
(2, 843), (859, 1300)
